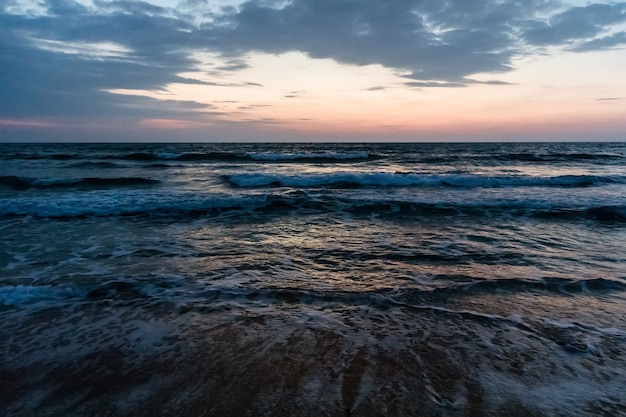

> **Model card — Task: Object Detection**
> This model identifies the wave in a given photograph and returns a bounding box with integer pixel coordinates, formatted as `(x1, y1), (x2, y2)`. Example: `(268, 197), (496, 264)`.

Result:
(0, 176), (160, 191)
(2, 145), (622, 166)
(146, 163), (175, 169)
(3, 274), (625, 308)
(583, 206), (626, 221)
(0, 192), (270, 218)
(541, 152), (620, 161)
(112, 150), (624, 166)
(0, 281), (150, 306)
(227, 172), (625, 189)
(122, 152), (245, 162)
(121, 151), (373, 163)
(249, 277), (626, 306)
(499, 152), (623, 163)
(119, 276), (626, 308)
(319, 200), (626, 222)
(1, 153), (78, 160)
(250, 151), (371, 161)
(66, 161), (124, 169)
(410, 152), (624, 165)
(0, 151), (242, 162)
(1, 189), (624, 223)
(412, 276), (626, 299)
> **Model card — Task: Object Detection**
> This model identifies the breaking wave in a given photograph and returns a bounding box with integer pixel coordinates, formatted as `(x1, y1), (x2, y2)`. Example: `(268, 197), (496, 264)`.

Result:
(0, 192), (270, 218)
(227, 172), (624, 188)
(1, 190), (624, 222)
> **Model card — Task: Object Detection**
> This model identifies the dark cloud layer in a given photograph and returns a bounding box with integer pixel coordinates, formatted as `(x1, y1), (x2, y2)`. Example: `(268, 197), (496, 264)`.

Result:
(215, 0), (514, 81)
(1, 0), (626, 122)
(0, 2), (204, 120)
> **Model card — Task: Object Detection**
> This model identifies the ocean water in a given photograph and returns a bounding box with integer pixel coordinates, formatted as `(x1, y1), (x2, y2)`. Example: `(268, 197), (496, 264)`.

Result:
(1, 142), (625, 416)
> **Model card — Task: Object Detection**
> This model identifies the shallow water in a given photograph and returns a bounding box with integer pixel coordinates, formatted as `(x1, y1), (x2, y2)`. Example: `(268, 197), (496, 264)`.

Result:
(1, 142), (625, 416)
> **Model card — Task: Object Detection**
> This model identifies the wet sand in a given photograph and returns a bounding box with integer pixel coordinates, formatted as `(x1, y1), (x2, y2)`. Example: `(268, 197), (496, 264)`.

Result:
(2, 298), (625, 417)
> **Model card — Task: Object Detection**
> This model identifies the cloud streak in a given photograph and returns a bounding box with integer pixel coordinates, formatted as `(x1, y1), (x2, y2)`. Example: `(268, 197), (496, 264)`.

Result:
(524, 3), (626, 46)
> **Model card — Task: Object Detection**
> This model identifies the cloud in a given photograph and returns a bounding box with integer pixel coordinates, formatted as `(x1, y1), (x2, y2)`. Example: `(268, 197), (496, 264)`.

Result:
(524, 3), (626, 46)
(572, 31), (626, 51)
(0, 118), (60, 128)
(0, 2), (206, 120)
(2, 0), (626, 125)
(138, 118), (212, 129)
(207, 0), (525, 81)
(406, 81), (468, 88)
(215, 59), (251, 71)
(405, 77), (515, 88)
(209, 0), (626, 82)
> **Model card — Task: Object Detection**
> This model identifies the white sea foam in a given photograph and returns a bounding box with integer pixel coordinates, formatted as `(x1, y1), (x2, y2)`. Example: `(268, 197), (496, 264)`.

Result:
(0, 284), (79, 306)
(154, 152), (181, 160)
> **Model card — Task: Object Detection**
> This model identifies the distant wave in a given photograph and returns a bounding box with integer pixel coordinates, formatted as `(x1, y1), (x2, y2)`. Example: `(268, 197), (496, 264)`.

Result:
(411, 152), (624, 165)
(118, 151), (373, 163)
(66, 161), (124, 169)
(250, 151), (371, 161)
(0, 175), (160, 190)
(0, 153), (79, 160)
(501, 152), (623, 162)
(3, 149), (622, 165)
(227, 172), (624, 188)
(0, 151), (249, 162)
(122, 152), (246, 162)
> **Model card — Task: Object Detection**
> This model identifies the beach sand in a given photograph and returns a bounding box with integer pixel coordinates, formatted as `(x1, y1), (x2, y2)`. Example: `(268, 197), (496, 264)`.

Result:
(3, 299), (625, 417)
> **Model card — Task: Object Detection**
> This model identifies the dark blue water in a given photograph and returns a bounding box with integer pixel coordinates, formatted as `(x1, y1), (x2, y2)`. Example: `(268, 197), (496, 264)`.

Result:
(1, 142), (625, 416)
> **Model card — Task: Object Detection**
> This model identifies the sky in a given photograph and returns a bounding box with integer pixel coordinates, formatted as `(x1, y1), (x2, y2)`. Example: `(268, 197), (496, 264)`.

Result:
(1, 0), (626, 142)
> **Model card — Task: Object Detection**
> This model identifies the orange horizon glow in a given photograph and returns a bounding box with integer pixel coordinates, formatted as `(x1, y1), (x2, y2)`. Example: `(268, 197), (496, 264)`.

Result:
(97, 48), (626, 141)
(138, 119), (214, 130)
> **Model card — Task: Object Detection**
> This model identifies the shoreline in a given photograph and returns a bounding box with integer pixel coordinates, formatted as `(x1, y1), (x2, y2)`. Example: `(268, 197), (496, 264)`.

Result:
(3, 299), (625, 417)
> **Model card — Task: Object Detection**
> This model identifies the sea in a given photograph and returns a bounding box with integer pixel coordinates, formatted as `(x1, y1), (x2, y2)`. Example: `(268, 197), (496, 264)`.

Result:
(1, 142), (625, 417)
